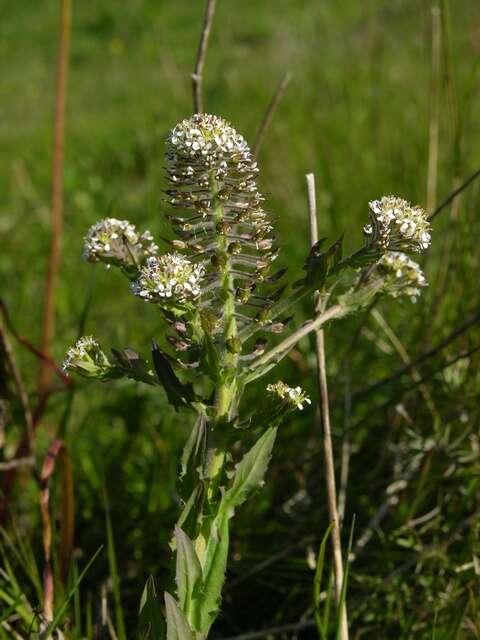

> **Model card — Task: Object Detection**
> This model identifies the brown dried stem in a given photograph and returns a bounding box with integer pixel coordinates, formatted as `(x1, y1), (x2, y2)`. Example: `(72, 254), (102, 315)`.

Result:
(38, 0), (71, 397)
(40, 439), (75, 622)
(0, 322), (34, 454)
(252, 72), (291, 156)
(306, 173), (349, 639)
(192, 0), (217, 113)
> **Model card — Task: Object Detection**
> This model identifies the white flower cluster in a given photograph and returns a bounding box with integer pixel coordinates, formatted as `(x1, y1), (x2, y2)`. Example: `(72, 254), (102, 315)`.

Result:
(378, 252), (428, 302)
(83, 218), (158, 268)
(132, 254), (204, 305)
(364, 196), (431, 253)
(266, 381), (312, 411)
(167, 113), (250, 163)
(63, 336), (116, 379)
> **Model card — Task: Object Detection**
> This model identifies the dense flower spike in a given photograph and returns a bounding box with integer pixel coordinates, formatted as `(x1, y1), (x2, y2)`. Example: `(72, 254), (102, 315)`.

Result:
(131, 254), (204, 305)
(165, 114), (277, 330)
(266, 381), (312, 411)
(83, 218), (158, 269)
(377, 252), (428, 302)
(363, 196), (431, 253)
(63, 336), (118, 380)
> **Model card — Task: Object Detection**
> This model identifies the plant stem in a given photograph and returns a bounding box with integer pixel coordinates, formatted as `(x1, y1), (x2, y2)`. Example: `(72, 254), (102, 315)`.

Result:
(306, 173), (349, 639)
(252, 72), (291, 156)
(211, 173), (238, 422)
(248, 304), (343, 371)
(192, 0), (217, 113)
(38, 0), (71, 398)
(426, 5), (441, 215)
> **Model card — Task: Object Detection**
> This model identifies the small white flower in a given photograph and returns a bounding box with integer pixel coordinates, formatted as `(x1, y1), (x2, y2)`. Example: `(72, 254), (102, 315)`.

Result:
(83, 218), (158, 268)
(364, 196), (431, 254)
(132, 253), (204, 305)
(63, 336), (116, 380)
(267, 381), (312, 411)
(378, 251), (428, 302)
(167, 114), (251, 166)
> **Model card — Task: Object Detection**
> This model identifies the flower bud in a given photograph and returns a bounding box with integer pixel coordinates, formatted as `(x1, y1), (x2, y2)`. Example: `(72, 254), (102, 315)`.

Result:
(83, 218), (158, 270)
(131, 254), (204, 306)
(377, 252), (428, 302)
(363, 196), (431, 254)
(63, 336), (118, 380)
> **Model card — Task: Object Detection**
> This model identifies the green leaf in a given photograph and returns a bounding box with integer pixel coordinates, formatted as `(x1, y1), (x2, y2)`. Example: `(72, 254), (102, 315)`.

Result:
(180, 414), (207, 504)
(437, 598), (468, 640)
(175, 483), (205, 542)
(174, 526), (202, 619)
(43, 547), (103, 640)
(111, 347), (156, 385)
(197, 512), (230, 635)
(164, 592), (194, 640)
(138, 575), (165, 640)
(152, 341), (197, 411)
(298, 235), (344, 288)
(222, 427), (278, 516)
(313, 524), (333, 639)
(335, 516), (355, 640)
(199, 332), (221, 382)
(105, 498), (127, 640)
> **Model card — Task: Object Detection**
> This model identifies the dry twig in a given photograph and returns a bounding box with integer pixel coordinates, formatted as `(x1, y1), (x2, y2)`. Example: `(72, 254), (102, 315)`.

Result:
(38, 0), (72, 397)
(252, 72), (291, 156)
(0, 324), (34, 453)
(192, 0), (217, 113)
(306, 172), (349, 639)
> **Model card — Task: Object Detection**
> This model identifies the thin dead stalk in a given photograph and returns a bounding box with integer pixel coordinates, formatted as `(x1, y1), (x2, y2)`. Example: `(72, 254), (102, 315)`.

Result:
(192, 0), (217, 113)
(426, 6), (441, 214)
(429, 166), (480, 221)
(0, 457), (35, 471)
(306, 173), (349, 639)
(338, 365), (351, 523)
(370, 308), (440, 422)
(0, 323), (34, 454)
(252, 72), (291, 156)
(38, 0), (71, 397)
(40, 439), (75, 622)
(353, 309), (480, 400)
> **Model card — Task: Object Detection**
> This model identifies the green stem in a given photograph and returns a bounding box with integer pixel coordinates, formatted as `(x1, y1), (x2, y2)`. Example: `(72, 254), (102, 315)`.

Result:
(211, 172), (238, 422)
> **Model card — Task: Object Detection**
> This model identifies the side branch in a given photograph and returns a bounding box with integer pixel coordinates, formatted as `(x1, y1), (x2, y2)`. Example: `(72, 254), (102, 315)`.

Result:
(192, 0), (217, 113)
(249, 304), (343, 371)
(252, 72), (291, 156)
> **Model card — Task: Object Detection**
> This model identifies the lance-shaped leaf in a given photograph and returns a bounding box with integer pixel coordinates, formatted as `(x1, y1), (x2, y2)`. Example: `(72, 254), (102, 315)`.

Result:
(174, 526), (202, 620)
(196, 511), (229, 635)
(111, 348), (157, 385)
(152, 341), (197, 411)
(180, 414), (207, 505)
(138, 575), (165, 640)
(194, 429), (277, 634)
(296, 235), (344, 288)
(164, 592), (194, 640)
(223, 426), (278, 517)
(175, 482), (205, 543)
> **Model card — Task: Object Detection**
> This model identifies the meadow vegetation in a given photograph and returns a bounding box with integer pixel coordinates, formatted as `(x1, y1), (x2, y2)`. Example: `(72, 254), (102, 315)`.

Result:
(1, 1), (480, 637)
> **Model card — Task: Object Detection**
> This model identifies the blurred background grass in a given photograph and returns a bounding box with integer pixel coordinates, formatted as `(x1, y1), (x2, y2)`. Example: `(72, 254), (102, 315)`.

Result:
(1, 0), (480, 637)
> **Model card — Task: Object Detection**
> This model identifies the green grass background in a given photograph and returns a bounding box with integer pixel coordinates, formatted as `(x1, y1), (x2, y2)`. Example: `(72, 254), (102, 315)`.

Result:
(1, 0), (480, 637)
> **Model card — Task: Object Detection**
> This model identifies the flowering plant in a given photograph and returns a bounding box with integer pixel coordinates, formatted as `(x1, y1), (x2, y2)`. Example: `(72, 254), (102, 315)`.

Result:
(65, 113), (431, 638)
